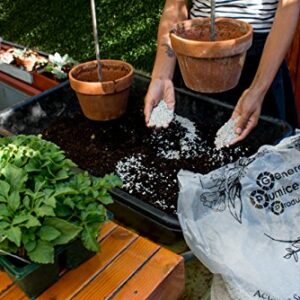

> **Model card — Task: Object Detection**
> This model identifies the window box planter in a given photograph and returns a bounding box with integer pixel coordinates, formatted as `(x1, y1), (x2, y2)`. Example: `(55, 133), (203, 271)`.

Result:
(31, 71), (60, 91)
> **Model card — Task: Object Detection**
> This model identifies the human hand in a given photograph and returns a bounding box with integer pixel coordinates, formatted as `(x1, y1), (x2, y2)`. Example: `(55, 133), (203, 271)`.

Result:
(229, 88), (263, 145)
(144, 78), (175, 127)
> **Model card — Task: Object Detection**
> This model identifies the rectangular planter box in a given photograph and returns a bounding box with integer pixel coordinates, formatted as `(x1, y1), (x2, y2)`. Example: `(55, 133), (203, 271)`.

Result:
(0, 72), (292, 244)
(0, 255), (60, 299)
(31, 72), (60, 91)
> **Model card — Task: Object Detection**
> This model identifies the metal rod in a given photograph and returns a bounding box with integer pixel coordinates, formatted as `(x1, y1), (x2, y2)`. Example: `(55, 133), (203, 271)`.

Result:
(210, 0), (216, 41)
(0, 250), (31, 264)
(90, 0), (103, 81)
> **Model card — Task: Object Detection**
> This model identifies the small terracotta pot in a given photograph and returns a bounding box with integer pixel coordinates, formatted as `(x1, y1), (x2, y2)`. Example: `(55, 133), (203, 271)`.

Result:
(15, 57), (36, 72)
(170, 18), (253, 93)
(69, 59), (134, 121)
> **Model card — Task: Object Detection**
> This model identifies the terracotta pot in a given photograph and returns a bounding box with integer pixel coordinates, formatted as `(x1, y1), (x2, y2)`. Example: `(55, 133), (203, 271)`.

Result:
(170, 18), (253, 93)
(15, 57), (36, 72)
(69, 60), (134, 121)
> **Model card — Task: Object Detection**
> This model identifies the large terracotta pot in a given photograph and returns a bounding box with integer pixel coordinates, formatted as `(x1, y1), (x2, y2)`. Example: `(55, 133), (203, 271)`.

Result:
(170, 18), (253, 93)
(69, 59), (134, 121)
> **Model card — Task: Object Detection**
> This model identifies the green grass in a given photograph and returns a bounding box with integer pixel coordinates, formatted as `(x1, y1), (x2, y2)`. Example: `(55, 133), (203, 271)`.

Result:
(0, 0), (164, 72)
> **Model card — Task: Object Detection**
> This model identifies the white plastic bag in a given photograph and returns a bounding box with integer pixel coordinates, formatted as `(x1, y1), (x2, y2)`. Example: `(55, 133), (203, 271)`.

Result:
(178, 133), (300, 299)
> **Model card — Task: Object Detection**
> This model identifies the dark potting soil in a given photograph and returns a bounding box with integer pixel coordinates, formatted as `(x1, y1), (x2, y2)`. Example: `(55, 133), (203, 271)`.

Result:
(42, 102), (255, 216)
(176, 22), (245, 41)
(72, 63), (130, 83)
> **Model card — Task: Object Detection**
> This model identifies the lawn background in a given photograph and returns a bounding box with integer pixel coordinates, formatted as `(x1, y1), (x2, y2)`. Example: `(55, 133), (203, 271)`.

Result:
(0, 0), (166, 73)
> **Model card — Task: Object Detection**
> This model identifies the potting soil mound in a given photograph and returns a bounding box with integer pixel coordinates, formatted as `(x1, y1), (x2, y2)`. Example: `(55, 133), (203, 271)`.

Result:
(42, 104), (253, 215)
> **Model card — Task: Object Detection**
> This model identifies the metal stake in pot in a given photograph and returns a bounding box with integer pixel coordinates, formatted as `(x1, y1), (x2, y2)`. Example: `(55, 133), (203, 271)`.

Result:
(210, 0), (216, 41)
(90, 0), (103, 81)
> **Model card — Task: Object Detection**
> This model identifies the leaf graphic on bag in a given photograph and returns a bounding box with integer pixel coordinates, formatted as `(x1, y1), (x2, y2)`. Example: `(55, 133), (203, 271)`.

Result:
(200, 191), (226, 211)
(228, 180), (242, 223)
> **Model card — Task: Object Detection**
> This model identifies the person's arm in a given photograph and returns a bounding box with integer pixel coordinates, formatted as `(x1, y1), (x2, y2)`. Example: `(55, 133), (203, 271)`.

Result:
(144, 0), (188, 125)
(231, 0), (300, 144)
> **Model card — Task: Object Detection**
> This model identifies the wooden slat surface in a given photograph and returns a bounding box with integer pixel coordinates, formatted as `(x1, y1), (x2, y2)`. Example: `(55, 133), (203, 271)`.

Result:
(0, 284), (25, 300)
(0, 273), (13, 294)
(39, 226), (138, 300)
(113, 247), (184, 300)
(0, 221), (184, 300)
(98, 221), (118, 241)
(73, 237), (160, 300)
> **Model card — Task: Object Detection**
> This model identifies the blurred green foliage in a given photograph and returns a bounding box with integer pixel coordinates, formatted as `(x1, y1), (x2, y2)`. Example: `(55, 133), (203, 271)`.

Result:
(0, 0), (165, 72)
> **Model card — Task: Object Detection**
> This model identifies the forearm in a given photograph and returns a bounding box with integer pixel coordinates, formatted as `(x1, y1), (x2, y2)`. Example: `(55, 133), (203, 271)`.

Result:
(249, 0), (300, 100)
(151, 0), (188, 80)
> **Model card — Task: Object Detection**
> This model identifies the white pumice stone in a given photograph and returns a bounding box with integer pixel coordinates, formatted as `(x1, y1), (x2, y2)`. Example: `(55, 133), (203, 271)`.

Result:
(214, 117), (240, 150)
(148, 100), (174, 128)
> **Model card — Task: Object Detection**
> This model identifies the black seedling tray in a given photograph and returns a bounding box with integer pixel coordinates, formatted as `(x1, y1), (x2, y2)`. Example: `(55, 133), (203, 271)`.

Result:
(0, 72), (292, 244)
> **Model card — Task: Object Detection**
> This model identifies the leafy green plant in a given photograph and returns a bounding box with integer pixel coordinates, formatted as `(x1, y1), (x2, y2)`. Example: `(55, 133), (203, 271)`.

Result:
(44, 52), (78, 80)
(0, 135), (121, 264)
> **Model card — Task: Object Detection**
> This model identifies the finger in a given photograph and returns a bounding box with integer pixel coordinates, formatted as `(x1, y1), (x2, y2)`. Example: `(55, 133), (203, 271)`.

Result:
(164, 81), (175, 111)
(234, 114), (250, 135)
(231, 109), (241, 120)
(230, 119), (257, 145)
(144, 100), (153, 125)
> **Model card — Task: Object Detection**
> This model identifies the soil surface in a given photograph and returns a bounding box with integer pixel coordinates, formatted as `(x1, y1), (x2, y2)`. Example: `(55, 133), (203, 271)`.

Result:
(73, 63), (131, 83)
(176, 22), (246, 41)
(42, 100), (255, 215)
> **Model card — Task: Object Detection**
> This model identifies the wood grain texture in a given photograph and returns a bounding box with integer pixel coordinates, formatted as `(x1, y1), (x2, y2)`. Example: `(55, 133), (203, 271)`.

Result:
(73, 237), (160, 300)
(38, 226), (138, 300)
(0, 222), (185, 300)
(0, 284), (26, 300)
(0, 273), (13, 294)
(113, 247), (184, 300)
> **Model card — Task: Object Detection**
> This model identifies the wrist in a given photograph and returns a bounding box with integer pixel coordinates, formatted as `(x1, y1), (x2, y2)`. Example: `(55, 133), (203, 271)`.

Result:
(248, 82), (269, 103)
(249, 74), (273, 101)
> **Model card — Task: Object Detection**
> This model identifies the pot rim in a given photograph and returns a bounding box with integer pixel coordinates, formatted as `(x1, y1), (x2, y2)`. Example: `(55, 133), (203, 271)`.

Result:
(170, 17), (253, 45)
(69, 59), (134, 95)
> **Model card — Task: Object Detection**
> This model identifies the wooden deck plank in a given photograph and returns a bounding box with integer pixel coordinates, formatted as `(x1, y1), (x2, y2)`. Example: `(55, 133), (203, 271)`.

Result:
(0, 284), (26, 300)
(0, 273), (13, 294)
(99, 221), (118, 241)
(38, 226), (138, 300)
(113, 247), (184, 300)
(73, 237), (161, 300)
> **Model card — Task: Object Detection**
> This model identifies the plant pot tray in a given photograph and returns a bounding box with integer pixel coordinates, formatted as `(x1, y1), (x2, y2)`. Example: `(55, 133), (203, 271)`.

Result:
(0, 72), (292, 243)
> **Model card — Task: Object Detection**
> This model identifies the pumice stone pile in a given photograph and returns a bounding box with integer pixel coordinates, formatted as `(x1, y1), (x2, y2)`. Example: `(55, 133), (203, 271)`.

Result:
(148, 100), (174, 128)
(214, 117), (240, 150)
